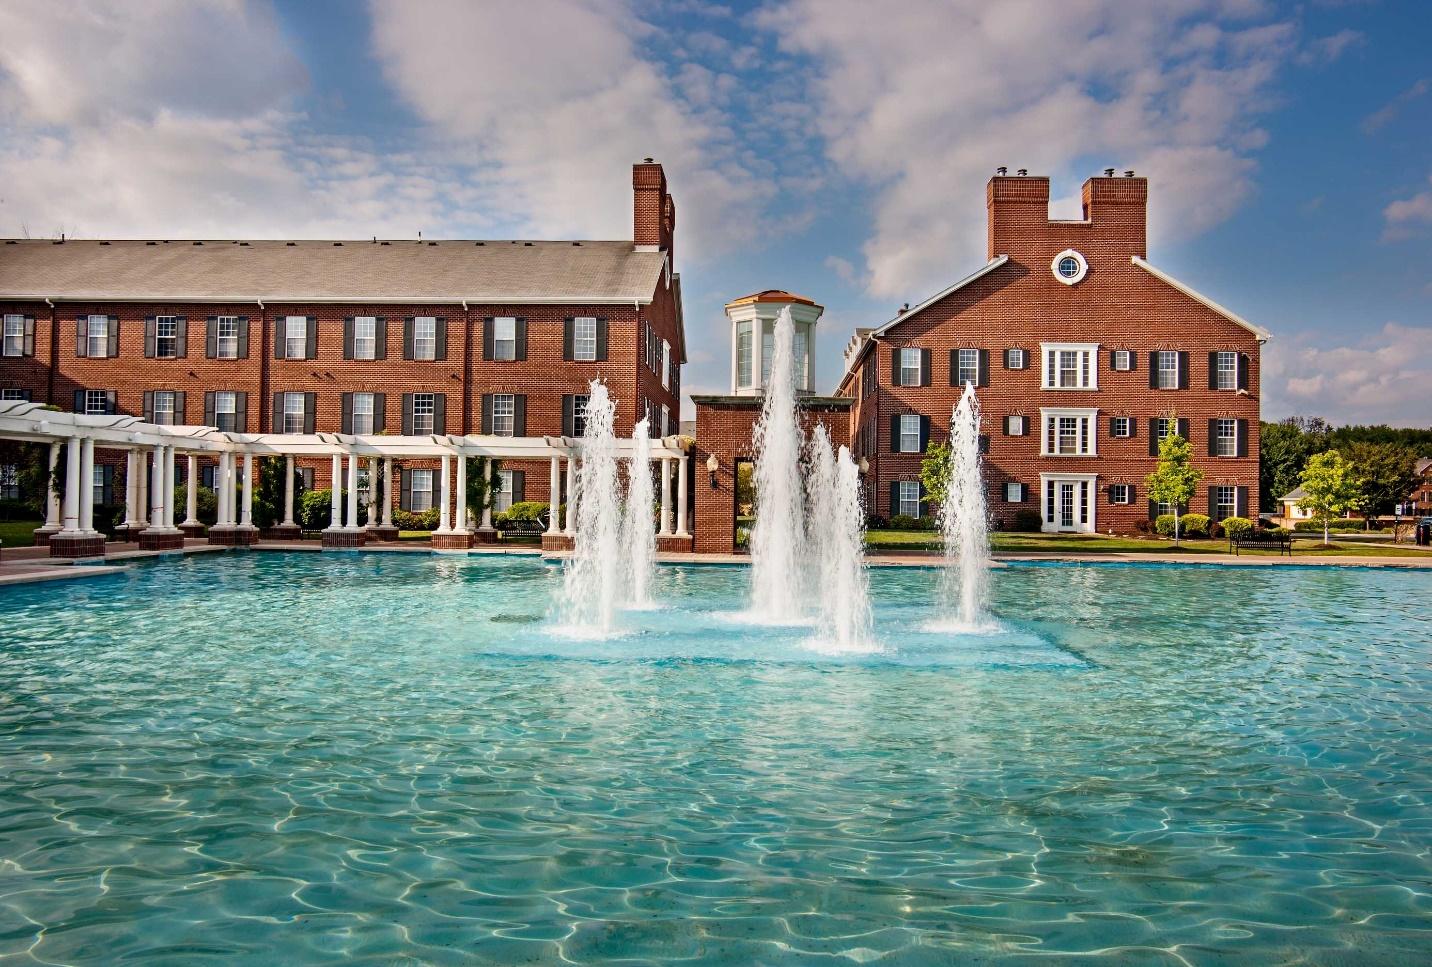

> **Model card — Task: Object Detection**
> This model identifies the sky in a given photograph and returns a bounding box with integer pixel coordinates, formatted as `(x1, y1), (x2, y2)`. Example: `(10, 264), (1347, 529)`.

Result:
(0, 0), (1428, 427)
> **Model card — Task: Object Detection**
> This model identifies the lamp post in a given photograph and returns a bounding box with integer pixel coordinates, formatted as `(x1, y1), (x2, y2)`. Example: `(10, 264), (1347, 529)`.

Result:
(706, 453), (719, 489)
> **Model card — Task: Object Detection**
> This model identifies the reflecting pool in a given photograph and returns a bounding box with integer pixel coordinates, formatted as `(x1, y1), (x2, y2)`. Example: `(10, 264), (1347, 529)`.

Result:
(1, 552), (1429, 964)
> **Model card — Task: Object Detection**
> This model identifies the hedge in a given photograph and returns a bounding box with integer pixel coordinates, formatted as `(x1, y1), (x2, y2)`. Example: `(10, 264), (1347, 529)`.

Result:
(1293, 519), (1375, 533)
(1155, 513), (1210, 538)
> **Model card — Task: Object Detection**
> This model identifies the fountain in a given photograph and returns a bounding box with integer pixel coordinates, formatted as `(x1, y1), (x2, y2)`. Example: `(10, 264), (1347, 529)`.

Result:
(806, 424), (873, 652)
(557, 381), (624, 635)
(935, 382), (992, 630)
(622, 416), (656, 609)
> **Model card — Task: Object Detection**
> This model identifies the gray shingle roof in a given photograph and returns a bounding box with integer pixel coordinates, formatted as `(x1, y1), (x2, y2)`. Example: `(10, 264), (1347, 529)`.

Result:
(0, 239), (665, 304)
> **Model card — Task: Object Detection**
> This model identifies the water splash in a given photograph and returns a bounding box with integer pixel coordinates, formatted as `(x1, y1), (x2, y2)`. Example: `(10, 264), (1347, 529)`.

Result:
(806, 424), (874, 652)
(748, 306), (806, 623)
(623, 416), (656, 609)
(558, 381), (623, 635)
(934, 382), (993, 631)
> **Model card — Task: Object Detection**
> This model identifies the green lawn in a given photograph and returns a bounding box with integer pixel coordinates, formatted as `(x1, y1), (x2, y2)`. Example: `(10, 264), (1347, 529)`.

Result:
(865, 529), (1432, 558)
(0, 519), (41, 548)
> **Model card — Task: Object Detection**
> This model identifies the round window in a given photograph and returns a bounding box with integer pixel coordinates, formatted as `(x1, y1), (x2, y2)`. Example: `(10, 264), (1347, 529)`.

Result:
(1050, 249), (1088, 285)
(1058, 257), (1080, 277)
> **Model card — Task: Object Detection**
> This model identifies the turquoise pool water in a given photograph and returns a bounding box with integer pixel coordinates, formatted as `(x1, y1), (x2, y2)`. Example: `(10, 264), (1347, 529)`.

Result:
(1, 552), (1429, 965)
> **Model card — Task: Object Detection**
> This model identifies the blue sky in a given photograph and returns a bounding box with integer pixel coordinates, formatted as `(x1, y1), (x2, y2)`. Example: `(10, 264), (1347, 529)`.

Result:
(1, 0), (1429, 425)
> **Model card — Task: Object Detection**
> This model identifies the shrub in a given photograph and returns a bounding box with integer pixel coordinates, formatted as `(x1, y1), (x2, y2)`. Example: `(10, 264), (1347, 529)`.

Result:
(1010, 509), (1043, 533)
(92, 503), (124, 537)
(174, 484), (218, 525)
(1181, 513), (1210, 537)
(0, 497), (39, 522)
(888, 514), (919, 530)
(1220, 516), (1254, 539)
(866, 515), (887, 530)
(393, 507), (439, 531)
(494, 501), (548, 530)
(1293, 518), (1367, 533)
(1154, 514), (1178, 537)
(1266, 527), (1292, 539)
(298, 489), (332, 530)
(1133, 518), (1153, 535)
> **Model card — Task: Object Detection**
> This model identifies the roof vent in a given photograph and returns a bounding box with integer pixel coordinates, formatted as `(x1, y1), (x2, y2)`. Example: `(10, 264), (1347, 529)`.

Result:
(51, 239), (63, 245)
(1016, 168), (1028, 177)
(643, 156), (654, 163)
(239, 242), (249, 247)
(571, 241), (581, 246)
(474, 241), (485, 246)
(1124, 169), (1135, 177)
(286, 242), (296, 247)
(1104, 168), (1115, 177)
(427, 241), (437, 246)
(146, 241), (156, 245)
(380, 241), (390, 246)
(4, 240), (15, 245)
(524, 242), (533, 246)
(99, 241), (110, 245)
(193, 241), (203, 245)
(333, 242), (343, 246)
(996, 166), (1007, 175)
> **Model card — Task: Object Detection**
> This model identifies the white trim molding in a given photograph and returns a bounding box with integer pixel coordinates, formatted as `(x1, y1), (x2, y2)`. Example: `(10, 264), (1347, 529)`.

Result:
(1040, 342), (1100, 391)
(1039, 407), (1100, 457)
(1039, 472), (1099, 533)
(1051, 249), (1088, 285)
(1131, 256), (1271, 341)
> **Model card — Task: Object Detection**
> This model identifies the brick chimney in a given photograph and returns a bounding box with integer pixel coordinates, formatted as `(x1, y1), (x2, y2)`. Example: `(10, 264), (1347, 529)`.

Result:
(633, 159), (674, 260)
(1079, 172), (1147, 256)
(986, 172), (1050, 261)
(986, 169), (1148, 260)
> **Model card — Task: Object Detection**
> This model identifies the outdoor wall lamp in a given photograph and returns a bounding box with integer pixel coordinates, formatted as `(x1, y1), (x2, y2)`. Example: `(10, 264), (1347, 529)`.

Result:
(858, 456), (869, 474)
(706, 453), (719, 489)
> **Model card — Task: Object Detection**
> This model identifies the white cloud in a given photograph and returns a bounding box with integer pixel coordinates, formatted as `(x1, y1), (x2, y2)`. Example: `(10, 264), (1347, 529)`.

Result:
(1264, 323), (1432, 426)
(1361, 78), (1430, 134)
(1382, 173), (1432, 240)
(758, 0), (1303, 299)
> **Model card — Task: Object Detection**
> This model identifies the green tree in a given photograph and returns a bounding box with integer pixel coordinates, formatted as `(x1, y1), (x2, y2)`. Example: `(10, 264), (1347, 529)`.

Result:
(919, 441), (952, 508)
(1259, 419), (1320, 509)
(1342, 441), (1420, 521)
(465, 456), (502, 528)
(1298, 450), (1362, 545)
(1145, 422), (1203, 546)
(254, 456), (304, 529)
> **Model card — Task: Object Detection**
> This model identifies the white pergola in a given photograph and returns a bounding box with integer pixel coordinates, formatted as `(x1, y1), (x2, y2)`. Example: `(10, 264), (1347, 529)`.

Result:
(0, 400), (692, 543)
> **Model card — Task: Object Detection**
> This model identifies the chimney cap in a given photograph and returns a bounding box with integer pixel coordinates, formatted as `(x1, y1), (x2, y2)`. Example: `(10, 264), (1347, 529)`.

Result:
(642, 156), (655, 164)
(996, 166), (1008, 176)
(1124, 169), (1135, 177)
(1016, 168), (1028, 177)
(1104, 168), (1115, 177)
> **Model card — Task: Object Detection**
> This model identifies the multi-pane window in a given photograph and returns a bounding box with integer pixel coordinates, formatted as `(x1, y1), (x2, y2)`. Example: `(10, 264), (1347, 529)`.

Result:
(491, 394), (515, 436)
(1110, 484), (1133, 504)
(1155, 500), (1176, 517)
(899, 414), (921, 453)
(1215, 351), (1238, 390)
(2, 315), (21, 356)
(1042, 344), (1097, 389)
(0, 463), (17, 500)
(1, 389), (26, 400)
(411, 393), (436, 435)
(353, 316), (377, 360)
(413, 317), (437, 360)
(283, 393), (306, 434)
(84, 390), (109, 415)
(1112, 416), (1132, 438)
(793, 327), (809, 391)
(1113, 349), (1133, 371)
(1042, 410), (1096, 456)
(1156, 350), (1180, 389)
(573, 317), (597, 362)
(737, 321), (753, 387)
(660, 405), (671, 437)
(1006, 348), (1026, 369)
(1006, 414), (1026, 435)
(897, 481), (921, 518)
(152, 390), (176, 425)
(87, 315), (109, 357)
(155, 316), (177, 358)
(761, 324), (774, 385)
(1215, 418), (1238, 457)
(957, 348), (979, 386)
(662, 340), (672, 389)
(900, 347), (921, 386)
(352, 393), (375, 435)
(214, 391), (237, 431)
(1005, 482), (1023, 502)
(216, 316), (239, 359)
(92, 466), (105, 507)
(284, 316), (307, 359)
(494, 470), (515, 513)
(1153, 417), (1175, 445)
(493, 317), (517, 360)
(1211, 485), (1237, 522)
(409, 469), (434, 512)
(572, 394), (590, 438)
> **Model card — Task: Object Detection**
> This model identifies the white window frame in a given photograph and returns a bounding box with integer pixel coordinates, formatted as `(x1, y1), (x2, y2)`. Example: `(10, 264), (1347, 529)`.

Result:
(352, 392), (375, 435)
(214, 391), (237, 431)
(899, 347), (922, 386)
(899, 413), (921, 453)
(1006, 347), (1026, 370)
(413, 316), (437, 361)
(897, 480), (921, 518)
(1039, 472), (1099, 533)
(662, 340), (672, 389)
(1215, 418), (1238, 457)
(572, 394), (590, 438)
(92, 464), (105, 507)
(284, 316), (307, 360)
(1051, 249), (1088, 285)
(660, 405), (671, 437)
(1041, 343), (1098, 390)
(87, 315), (109, 358)
(1110, 483), (1133, 505)
(491, 393), (515, 436)
(1215, 351), (1238, 391)
(1007, 414), (1027, 436)
(216, 316), (239, 359)
(1040, 408), (1099, 457)
(283, 392), (306, 434)
(1156, 350), (1180, 390)
(353, 316), (377, 361)
(412, 393), (436, 435)
(1112, 349), (1133, 371)
(1004, 482), (1023, 503)
(409, 469), (434, 512)
(2, 315), (21, 357)
(573, 317), (597, 362)
(152, 390), (176, 425)
(736, 321), (753, 388)
(956, 348), (979, 386)
(793, 326), (809, 391)
(1112, 416), (1132, 438)
(494, 470), (515, 513)
(1, 389), (26, 401)
(155, 316), (177, 358)
(492, 317), (516, 361)
(84, 389), (109, 415)
(0, 463), (18, 500)
(1212, 484), (1237, 521)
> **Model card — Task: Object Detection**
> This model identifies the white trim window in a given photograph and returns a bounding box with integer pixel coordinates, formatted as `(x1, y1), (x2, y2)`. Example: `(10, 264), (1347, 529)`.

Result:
(284, 316), (307, 359)
(1041, 473), (1098, 533)
(897, 480), (921, 518)
(736, 321), (753, 388)
(353, 316), (377, 360)
(155, 316), (178, 358)
(571, 394), (590, 438)
(1005, 347), (1026, 370)
(794, 326), (809, 391)
(2, 315), (22, 357)
(1051, 249), (1088, 285)
(491, 394), (515, 436)
(84, 389), (109, 414)
(152, 390), (177, 426)
(409, 469), (434, 512)
(1004, 481), (1024, 503)
(660, 404), (670, 437)
(1156, 350), (1180, 389)
(900, 347), (922, 386)
(1041, 343), (1098, 390)
(1211, 484), (1237, 521)
(92, 465), (105, 507)
(1, 389), (26, 401)
(1153, 417), (1178, 446)
(0, 463), (18, 500)
(1215, 418), (1237, 457)
(899, 413), (921, 453)
(412, 393), (436, 435)
(214, 391), (237, 431)
(1214, 351), (1238, 390)
(1041, 409), (1098, 456)
(573, 317), (597, 362)
(216, 316), (239, 359)
(1112, 349), (1133, 371)
(956, 348), (979, 386)
(1006, 414), (1027, 436)
(494, 470), (515, 513)
(1112, 416), (1132, 438)
(283, 392), (306, 434)
(493, 317), (517, 360)
(1110, 483), (1133, 504)
(413, 316), (437, 360)
(761, 324), (774, 384)
(662, 340), (672, 389)
(352, 392), (375, 435)
(87, 315), (109, 358)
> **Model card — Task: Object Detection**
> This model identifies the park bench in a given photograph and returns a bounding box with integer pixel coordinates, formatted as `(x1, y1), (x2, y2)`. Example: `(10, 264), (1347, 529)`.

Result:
(495, 511), (549, 535)
(1229, 531), (1293, 557)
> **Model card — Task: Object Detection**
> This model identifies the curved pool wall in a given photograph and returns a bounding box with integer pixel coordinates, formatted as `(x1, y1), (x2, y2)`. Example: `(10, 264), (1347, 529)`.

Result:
(2, 552), (1429, 964)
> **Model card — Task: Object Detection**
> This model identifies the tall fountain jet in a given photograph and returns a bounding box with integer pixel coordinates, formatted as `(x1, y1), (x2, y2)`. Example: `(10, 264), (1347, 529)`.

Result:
(748, 307), (807, 623)
(558, 381), (623, 634)
(623, 416), (656, 610)
(806, 424), (873, 651)
(937, 382), (992, 630)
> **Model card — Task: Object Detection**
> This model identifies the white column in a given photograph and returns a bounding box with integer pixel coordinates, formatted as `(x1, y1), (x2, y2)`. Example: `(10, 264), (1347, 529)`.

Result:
(42, 441), (62, 530)
(345, 452), (359, 531)
(659, 457), (673, 536)
(382, 457), (395, 527)
(183, 455), (199, 526)
(675, 452), (689, 537)
(60, 437), (82, 535)
(752, 317), (765, 394)
(148, 446), (165, 528)
(283, 455), (296, 526)
(122, 451), (137, 529)
(366, 458), (379, 527)
(79, 437), (96, 535)
(164, 447), (177, 529)
(564, 454), (577, 536)
(436, 454), (452, 533)
(546, 456), (561, 535)
(730, 317), (740, 393)
(135, 449), (149, 527)
(213, 453), (226, 526)
(240, 452), (255, 529)
(453, 454), (469, 534)
(328, 454), (342, 530)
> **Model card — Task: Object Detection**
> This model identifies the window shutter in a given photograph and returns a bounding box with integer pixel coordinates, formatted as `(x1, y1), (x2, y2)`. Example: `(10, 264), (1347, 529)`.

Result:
(1177, 352), (1189, 389)
(1003, 348), (1014, 369)
(104, 390), (118, 414)
(480, 394), (493, 434)
(403, 317), (414, 360)
(305, 317), (317, 360)
(1149, 425), (1160, 457)
(204, 392), (216, 426)
(1207, 419), (1218, 456)
(1148, 499), (1159, 520)
(1237, 353), (1250, 392)
(919, 415), (931, 452)
(237, 317), (249, 359)
(341, 393), (353, 434)
(272, 393), (284, 434)
(562, 395), (574, 437)
(375, 318), (387, 359)
(73, 389), (84, 412)
(977, 349), (989, 387)
(890, 347), (900, 386)
(1128, 417), (1137, 438)
(107, 317), (119, 358)
(76, 317), (87, 357)
(512, 470), (526, 504)
(234, 392), (248, 432)
(303, 393), (317, 434)
(1127, 351), (1136, 371)
(918, 482), (930, 519)
(596, 318), (609, 361)
(1148, 353), (1159, 388)
(1108, 416), (1118, 437)
(1177, 418), (1189, 441)
(1207, 351), (1219, 390)
(433, 394), (446, 435)
(1236, 419), (1248, 458)
(400, 468), (411, 511)
(143, 390), (154, 423)
(515, 318), (528, 361)
(175, 317), (187, 358)
(889, 482), (899, 519)
(206, 317), (218, 358)
(1109, 349), (1118, 370)
(145, 317), (156, 357)
(102, 465), (114, 505)
(174, 391), (186, 424)
(1236, 486), (1248, 518)
(889, 414), (900, 453)
(435, 317), (448, 361)
(948, 349), (960, 386)
(920, 348), (931, 387)
(273, 318), (284, 358)
(343, 317), (354, 360)
(563, 318), (575, 361)
(373, 392), (386, 433)
(1125, 484), (1136, 504)
(978, 435), (990, 454)
(514, 395), (527, 436)
(401, 394), (414, 435)
(482, 318), (494, 360)
(1207, 488), (1216, 518)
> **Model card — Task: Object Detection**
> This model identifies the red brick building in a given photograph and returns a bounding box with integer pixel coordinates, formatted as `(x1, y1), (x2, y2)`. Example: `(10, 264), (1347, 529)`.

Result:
(0, 161), (686, 516)
(836, 169), (1268, 534)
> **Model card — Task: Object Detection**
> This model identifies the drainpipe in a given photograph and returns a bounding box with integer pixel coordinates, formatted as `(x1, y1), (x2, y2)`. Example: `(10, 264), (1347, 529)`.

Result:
(257, 298), (268, 432)
(44, 298), (56, 404)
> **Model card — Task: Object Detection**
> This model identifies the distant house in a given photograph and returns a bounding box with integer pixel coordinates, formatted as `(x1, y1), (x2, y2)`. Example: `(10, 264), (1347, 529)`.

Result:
(1275, 484), (1366, 527)
(1410, 458), (1432, 516)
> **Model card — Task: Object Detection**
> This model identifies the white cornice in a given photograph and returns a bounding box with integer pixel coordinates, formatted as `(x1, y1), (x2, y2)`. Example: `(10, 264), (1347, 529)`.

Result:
(1131, 256), (1271, 341)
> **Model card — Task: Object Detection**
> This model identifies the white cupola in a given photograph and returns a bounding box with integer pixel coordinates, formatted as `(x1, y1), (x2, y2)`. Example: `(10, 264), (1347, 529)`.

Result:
(724, 290), (824, 396)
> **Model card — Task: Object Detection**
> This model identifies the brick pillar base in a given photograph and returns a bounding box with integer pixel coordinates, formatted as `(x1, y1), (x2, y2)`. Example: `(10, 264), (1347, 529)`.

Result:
(264, 524), (303, 541)
(49, 534), (107, 558)
(321, 529), (367, 549)
(366, 525), (400, 543)
(431, 532), (473, 550)
(209, 527), (259, 546)
(656, 535), (695, 554)
(138, 531), (186, 551)
(32, 527), (61, 547)
(541, 534), (574, 552)
(178, 523), (206, 539)
(473, 528), (500, 545)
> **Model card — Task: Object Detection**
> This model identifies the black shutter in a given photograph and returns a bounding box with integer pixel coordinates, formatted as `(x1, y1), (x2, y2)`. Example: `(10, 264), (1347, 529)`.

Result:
(272, 393), (284, 434)
(889, 481), (899, 519)
(303, 393), (316, 434)
(482, 318), (494, 360)
(234, 392), (248, 432)
(596, 318), (609, 361)
(343, 317), (354, 360)
(562, 318), (575, 360)
(105, 390), (118, 414)
(515, 318), (528, 361)
(889, 413), (900, 452)
(400, 469), (411, 511)
(305, 317), (317, 360)
(480, 394), (493, 434)
(237, 317), (249, 359)
(1177, 351), (1189, 390)
(204, 392), (216, 426)
(1148, 499), (1159, 520)
(174, 391), (186, 424)
(107, 317), (118, 358)
(1177, 418), (1189, 440)
(1127, 350), (1137, 371)
(1109, 349), (1119, 370)
(979, 435), (990, 454)
(274, 317), (284, 358)
(403, 317), (414, 360)
(435, 318), (447, 361)
(1149, 353), (1159, 388)
(1109, 416), (1119, 437)
(432, 394), (446, 434)
(562, 395), (575, 437)
(143, 390), (154, 422)
(512, 470), (526, 504)
(145, 317), (156, 357)
(1207, 488), (1216, 518)
(1128, 417), (1137, 438)
(175, 317), (187, 358)
(1149, 422), (1160, 457)
(919, 415), (930, 452)
(1236, 486), (1248, 518)
(1236, 419), (1248, 458)
(1237, 353), (1250, 392)
(948, 349), (960, 386)
(102, 465), (114, 505)
(341, 393), (353, 434)
(401, 394), (414, 435)
(206, 317), (218, 358)
(375, 318), (387, 359)
(890, 347), (900, 386)
(373, 392), (386, 432)
(918, 482), (930, 519)
(1208, 351), (1220, 390)
(920, 348), (931, 386)
(977, 348), (989, 387)
(1207, 419), (1218, 456)
(73, 389), (84, 412)
(75, 317), (87, 357)
(514, 395), (527, 436)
